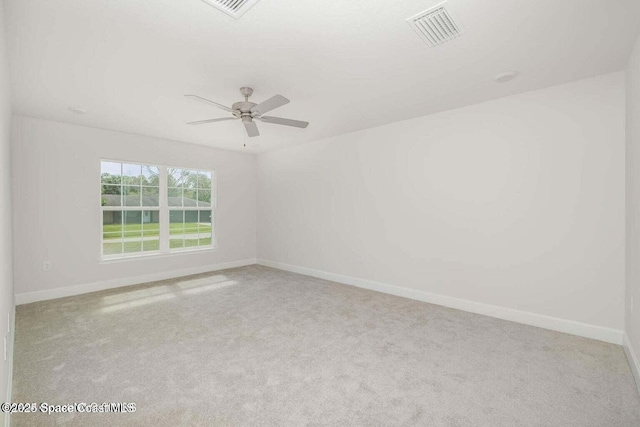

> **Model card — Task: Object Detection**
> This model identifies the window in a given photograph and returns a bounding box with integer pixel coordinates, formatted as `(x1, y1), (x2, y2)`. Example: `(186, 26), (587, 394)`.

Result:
(101, 161), (215, 259)
(167, 168), (213, 250)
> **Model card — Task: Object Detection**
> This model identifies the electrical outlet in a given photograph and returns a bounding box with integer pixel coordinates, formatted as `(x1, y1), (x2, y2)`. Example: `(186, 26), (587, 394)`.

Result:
(43, 261), (52, 271)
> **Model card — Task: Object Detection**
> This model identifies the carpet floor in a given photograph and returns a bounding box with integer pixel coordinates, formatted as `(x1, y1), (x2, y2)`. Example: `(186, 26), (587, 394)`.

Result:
(11, 265), (640, 426)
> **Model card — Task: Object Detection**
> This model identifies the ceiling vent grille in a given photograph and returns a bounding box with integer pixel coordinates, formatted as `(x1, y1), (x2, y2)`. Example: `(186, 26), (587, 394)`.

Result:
(201, 0), (261, 19)
(407, 2), (463, 47)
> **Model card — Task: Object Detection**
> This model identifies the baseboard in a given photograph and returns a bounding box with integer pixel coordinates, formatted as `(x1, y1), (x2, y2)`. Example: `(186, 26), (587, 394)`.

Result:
(623, 333), (640, 395)
(15, 258), (257, 305)
(257, 259), (624, 345)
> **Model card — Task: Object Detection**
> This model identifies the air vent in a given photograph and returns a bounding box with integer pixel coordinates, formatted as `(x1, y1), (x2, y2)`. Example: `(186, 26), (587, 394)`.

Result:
(407, 2), (463, 47)
(201, 0), (261, 19)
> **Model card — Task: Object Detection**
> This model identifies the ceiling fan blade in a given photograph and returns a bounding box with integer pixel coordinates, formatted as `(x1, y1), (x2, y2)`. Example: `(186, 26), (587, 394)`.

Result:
(244, 120), (260, 137)
(259, 116), (309, 129)
(251, 95), (290, 115)
(187, 117), (238, 125)
(185, 94), (234, 113)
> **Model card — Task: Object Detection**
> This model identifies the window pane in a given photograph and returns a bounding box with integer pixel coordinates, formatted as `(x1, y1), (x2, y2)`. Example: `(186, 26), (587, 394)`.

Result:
(184, 212), (198, 240)
(142, 210), (159, 252)
(185, 210), (198, 223)
(197, 171), (211, 189)
(168, 188), (182, 207)
(101, 162), (121, 184)
(143, 240), (160, 252)
(142, 187), (159, 206)
(170, 239), (185, 249)
(124, 210), (142, 224)
(142, 210), (160, 237)
(169, 210), (184, 223)
(170, 209), (185, 251)
(199, 210), (212, 246)
(123, 164), (142, 185)
(124, 241), (142, 254)
(102, 209), (123, 256)
(102, 211), (122, 238)
(199, 210), (212, 225)
(101, 185), (122, 206)
(185, 239), (199, 248)
(124, 186), (141, 206)
(123, 210), (142, 255)
(183, 170), (197, 191)
(103, 242), (123, 256)
(168, 168), (184, 188)
(124, 211), (142, 238)
(183, 188), (197, 206)
(169, 210), (184, 236)
(197, 190), (211, 207)
(142, 165), (159, 186)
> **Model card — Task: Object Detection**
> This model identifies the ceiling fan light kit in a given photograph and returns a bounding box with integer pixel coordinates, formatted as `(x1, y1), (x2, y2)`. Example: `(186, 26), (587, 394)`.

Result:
(185, 87), (309, 139)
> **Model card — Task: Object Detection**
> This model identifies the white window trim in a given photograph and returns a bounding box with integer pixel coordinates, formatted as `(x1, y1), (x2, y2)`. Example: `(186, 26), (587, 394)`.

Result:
(99, 159), (216, 261)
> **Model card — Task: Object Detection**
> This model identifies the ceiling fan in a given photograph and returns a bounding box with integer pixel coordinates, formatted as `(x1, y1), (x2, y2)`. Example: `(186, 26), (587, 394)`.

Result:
(185, 87), (309, 137)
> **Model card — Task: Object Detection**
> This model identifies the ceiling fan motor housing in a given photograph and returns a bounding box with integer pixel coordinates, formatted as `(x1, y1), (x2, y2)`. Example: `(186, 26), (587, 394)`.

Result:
(234, 87), (257, 118)
(232, 101), (257, 114)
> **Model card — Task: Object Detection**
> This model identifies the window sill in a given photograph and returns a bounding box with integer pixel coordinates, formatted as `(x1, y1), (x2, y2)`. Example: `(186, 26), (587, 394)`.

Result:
(99, 247), (218, 264)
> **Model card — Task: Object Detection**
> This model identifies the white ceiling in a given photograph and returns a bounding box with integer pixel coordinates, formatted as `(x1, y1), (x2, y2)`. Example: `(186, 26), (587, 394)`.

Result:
(6, 0), (640, 153)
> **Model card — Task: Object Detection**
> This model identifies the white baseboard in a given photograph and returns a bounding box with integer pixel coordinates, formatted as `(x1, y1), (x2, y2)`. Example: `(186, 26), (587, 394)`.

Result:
(15, 258), (257, 305)
(623, 333), (640, 395)
(257, 259), (624, 345)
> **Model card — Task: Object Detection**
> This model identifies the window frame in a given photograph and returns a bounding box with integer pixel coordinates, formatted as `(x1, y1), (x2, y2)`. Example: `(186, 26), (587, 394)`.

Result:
(99, 159), (217, 261)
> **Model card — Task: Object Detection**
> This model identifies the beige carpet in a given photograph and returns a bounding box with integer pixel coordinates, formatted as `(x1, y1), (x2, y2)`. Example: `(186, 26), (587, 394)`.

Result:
(11, 265), (640, 426)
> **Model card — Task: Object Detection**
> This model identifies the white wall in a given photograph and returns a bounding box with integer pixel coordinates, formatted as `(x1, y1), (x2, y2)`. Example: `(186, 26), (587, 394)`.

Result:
(11, 116), (257, 299)
(0, 0), (13, 423)
(625, 32), (640, 385)
(258, 72), (626, 338)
